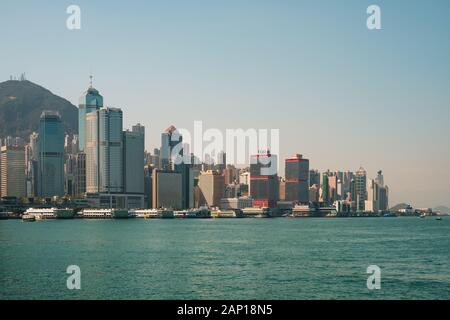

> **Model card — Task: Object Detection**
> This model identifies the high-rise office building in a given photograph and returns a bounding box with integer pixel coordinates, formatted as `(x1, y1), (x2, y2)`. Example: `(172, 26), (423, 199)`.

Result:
(0, 146), (26, 198)
(160, 125), (183, 170)
(365, 179), (380, 212)
(74, 152), (86, 196)
(37, 111), (65, 197)
(355, 167), (367, 211)
(123, 126), (145, 194)
(78, 81), (103, 152)
(26, 132), (39, 197)
(144, 165), (153, 208)
(84, 105), (144, 208)
(328, 175), (338, 203)
(309, 169), (320, 187)
(285, 154), (309, 204)
(159, 126), (193, 208)
(132, 123), (145, 136)
(379, 185), (389, 212)
(375, 170), (384, 187)
(152, 169), (183, 209)
(197, 170), (225, 207)
(320, 173), (329, 204)
(64, 154), (76, 196)
(250, 152), (279, 208)
(216, 151), (226, 173)
(86, 108), (124, 193)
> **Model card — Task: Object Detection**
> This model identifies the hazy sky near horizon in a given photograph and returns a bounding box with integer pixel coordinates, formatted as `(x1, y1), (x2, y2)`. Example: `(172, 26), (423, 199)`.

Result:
(1, 0), (450, 208)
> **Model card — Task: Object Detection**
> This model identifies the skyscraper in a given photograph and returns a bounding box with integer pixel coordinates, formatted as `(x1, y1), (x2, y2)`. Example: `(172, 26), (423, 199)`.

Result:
(26, 132), (39, 197)
(309, 169), (320, 187)
(159, 126), (193, 208)
(285, 154), (309, 204)
(152, 169), (183, 209)
(86, 108), (124, 193)
(74, 152), (86, 196)
(78, 80), (103, 152)
(216, 151), (226, 173)
(37, 111), (65, 197)
(198, 170), (225, 207)
(250, 152), (279, 208)
(0, 146), (26, 198)
(320, 173), (329, 204)
(160, 125), (183, 170)
(123, 126), (145, 194)
(355, 167), (367, 211)
(365, 179), (380, 212)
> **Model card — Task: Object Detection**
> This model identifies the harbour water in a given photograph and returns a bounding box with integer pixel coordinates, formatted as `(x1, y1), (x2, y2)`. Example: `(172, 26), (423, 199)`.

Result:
(1, 217), (449, 300)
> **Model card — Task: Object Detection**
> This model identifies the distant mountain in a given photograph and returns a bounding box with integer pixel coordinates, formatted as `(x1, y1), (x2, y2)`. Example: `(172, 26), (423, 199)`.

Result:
(390, 203), (410, 212)
(0, 80), (78, 140)
(434, 206), (450, 215)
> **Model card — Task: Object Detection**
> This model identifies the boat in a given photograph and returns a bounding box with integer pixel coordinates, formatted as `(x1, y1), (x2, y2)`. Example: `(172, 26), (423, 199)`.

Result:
(81, 209), (112, 219)
(22, 214), (36, 222)
(241, 207), (271, 218)
(436, 217), (442, 221)
(24, 208), (74, 219)
(111, 209), (129, 219)
(383, 213), (396, 217)
(216, 210), (236, 218)
(160, 209), (174, 219)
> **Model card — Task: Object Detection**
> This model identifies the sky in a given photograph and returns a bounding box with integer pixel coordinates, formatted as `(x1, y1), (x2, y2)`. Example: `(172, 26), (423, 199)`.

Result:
(1, 0), (450, 208)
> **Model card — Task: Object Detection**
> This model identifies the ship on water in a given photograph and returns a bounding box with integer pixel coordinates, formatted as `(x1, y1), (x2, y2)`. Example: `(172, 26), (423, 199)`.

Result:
(22, 214), (36, 222)
(81, 209), (129, 219)
(241, 207), (281, 218)
(24, 208), (74, 219)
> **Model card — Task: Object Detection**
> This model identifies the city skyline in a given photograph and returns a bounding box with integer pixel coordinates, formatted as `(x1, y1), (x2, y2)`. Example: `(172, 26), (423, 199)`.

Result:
(1, 0), (450, 208)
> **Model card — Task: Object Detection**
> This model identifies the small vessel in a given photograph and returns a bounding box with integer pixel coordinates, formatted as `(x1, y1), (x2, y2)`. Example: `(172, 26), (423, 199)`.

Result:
(22, 214), (36, 222)
(436, 217), (442, 221)
(383, 213), (396, 217)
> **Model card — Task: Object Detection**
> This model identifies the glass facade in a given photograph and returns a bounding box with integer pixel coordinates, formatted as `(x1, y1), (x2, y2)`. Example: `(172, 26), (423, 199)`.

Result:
(78, 87), (103, 152)
(37, 111), (64, 197)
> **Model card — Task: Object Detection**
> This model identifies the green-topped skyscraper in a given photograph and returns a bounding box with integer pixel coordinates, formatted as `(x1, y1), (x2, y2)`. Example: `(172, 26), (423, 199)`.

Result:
(78, 76), (103, 152)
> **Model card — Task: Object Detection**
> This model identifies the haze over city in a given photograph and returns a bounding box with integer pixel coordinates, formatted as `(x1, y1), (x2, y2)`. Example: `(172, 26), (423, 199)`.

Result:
(1, 0), (449, 208)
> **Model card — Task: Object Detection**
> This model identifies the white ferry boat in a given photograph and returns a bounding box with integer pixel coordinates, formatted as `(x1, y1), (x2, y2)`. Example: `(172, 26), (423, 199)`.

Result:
(81, 209), (129, 219)
(24, 208), (74, 219)
(241, 207), (271, 218)
(22, 214), (36, 222)
(133, 209), (159, 219)
(216, 210), (236, 218)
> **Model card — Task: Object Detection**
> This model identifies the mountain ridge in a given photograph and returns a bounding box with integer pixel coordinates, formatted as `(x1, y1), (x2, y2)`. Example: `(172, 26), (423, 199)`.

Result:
(0, 80), (78, 140)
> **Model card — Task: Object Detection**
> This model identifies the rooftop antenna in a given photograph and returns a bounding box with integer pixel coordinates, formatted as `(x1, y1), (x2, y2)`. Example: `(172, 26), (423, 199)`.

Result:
(89, 66), (93, 88)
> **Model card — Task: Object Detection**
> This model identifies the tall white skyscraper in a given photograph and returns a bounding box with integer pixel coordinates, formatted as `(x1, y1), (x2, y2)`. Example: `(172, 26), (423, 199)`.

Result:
(86, 108), (124, 193)
(0, 146), (26, 198)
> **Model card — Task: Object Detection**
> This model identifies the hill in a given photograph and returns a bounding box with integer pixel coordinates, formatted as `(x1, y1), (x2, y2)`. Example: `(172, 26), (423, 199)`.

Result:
(0, 80), (78, 140)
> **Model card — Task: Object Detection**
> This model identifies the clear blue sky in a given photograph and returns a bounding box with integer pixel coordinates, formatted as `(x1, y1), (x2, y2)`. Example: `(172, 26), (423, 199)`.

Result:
(1, 0), (450, 208)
